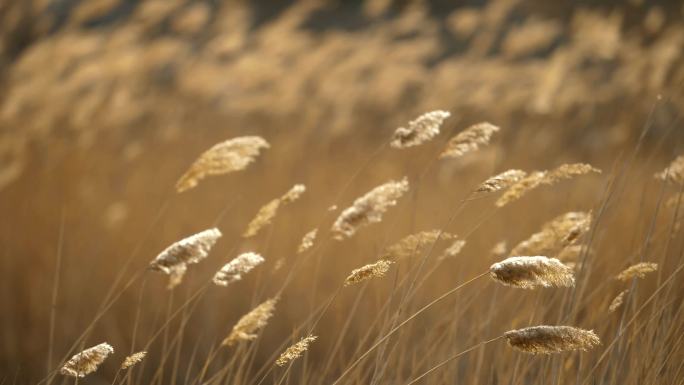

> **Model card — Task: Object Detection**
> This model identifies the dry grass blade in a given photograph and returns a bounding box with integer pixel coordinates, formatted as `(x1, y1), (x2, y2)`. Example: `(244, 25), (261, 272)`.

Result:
(654, 154), (684, 185)
(390, 110), (450, 149)
(60, 342), (114, 377)
(176, 136), (270, 192)
(489, 256), (575, 289)
(381, 230), (453, 260)
(440, 122), (500, 159)
(331, 177), (409, 240)
(504, 325), (600, 354)
(120, 351), (147, 370)
(275, 335), (317, 367)
(213, 252), (265, 286)
(616, 262), (658, 281)
(243, 184), (306, 237)
(344, 260), (393, 286)
(222, 298), (278, 347)
(476, 169), (527, 193)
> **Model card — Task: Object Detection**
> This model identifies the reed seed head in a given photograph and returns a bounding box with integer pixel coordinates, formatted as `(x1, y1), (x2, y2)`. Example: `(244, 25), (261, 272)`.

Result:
(344, 260), (393, 286)
(149, 228), (222, 274)
(213, 252), (265, 286)
(440, 122), (500, 159)
(390, 110), (450, 149)
(222, 298), (278, 347)
(439, 239), (466, 260)
(60, 343), (114, 377)
(332, 177), (409, 240)
(297, 228), (318, 254)
(616, 262), (658, 281)
(655, 155), (684, 185)
(176, 136), (269, 193)
(543, 163), (601, 185)
(504, 325), (600, 354)
(476, 169), (527, 193)
(120, 351), (147, 370)
(511, 211), (592, 256)
(381, 230), (454, 260)
(608, 290), (628, 313)
(275, 335), (318, 367)
(490, 256), (575, 289)
(496, 171), (547, 207)
(243, 184), (306, 238)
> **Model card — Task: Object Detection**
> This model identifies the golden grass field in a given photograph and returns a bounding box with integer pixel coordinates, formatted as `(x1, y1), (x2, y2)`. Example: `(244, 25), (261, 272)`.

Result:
(1, 0), (684, 384)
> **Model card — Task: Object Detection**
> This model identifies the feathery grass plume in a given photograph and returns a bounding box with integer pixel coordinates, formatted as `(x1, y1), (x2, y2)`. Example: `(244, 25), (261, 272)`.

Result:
(243, 184), (306, 237)
(510, 211), (592, 256)
(476, 169), (527, 193)
(490, 256), (575, 289)
(381, 230), (454, 260)
(297, 228), (318, 253)
(120, 351), (147, 370)
(222, 298), (278, 346)
(491, 241), (508, 260)
(608, 290), (629, 313)
(543, 163), (601, 185)
(439, 239), (466, 260)
(149, 228), (222, 273)
(504, 326), (600, 354)
(344, 260), (393, 286)
(60, 343), (114, 377)
(616, 262), (658, 281)
(176, 136), (270, 192)
(275, 335), (318, 367)
(496, 171), (547, 207)
(213, 252), (265, 286)
(440, 122), (500, 159)
(167, 263), (187, 290)
(655, 155), (684, 185)
(331, 177), (409, 240)
(390, 110), (450, 149)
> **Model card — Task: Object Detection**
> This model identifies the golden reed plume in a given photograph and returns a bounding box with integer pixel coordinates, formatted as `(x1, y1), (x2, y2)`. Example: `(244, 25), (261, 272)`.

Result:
(381, 230), (454, 260)
(616, 262), (658, 281)
(344, 260), (393, 286)
(390, 110), (450, 149)
(476, 169), (527, 193)
(176, 136), (270, 192)
(440, 122), (500, 159)
(332, 177), (409, 240)
(60, 343), (114, 377)
(120, 351), (147, 370)
(297, 228), (318, 253)
(222, 298), (278, 347)
(243, 184), (306, 237)
(213, 252), (265, 286)
(608, 290), (629, 313)
(510, 211), (592, 256)
(489, 256), (575, 289)
(655, 154), (684, 185)
(504, 325), (600, 354)
(275, 335), (318, 367)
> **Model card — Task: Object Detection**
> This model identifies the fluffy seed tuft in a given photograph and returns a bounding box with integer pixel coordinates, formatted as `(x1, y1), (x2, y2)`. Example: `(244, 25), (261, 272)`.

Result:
(440, 122), (500, 159)
(120, 351), (147, 370)
(476, 169), (527, 193)
(608, 290), (629, 313)
(381, 230), (454, 260)
(60, 343), (114, 377)
(222, 298), (277, 346)
(275, 335), (318, 367)
(616, 262), (658, 281)
(345, 260), (393, 286)
(490, 256), (575, 289)
(297, 228), (318, 254)
(213, 252), (265, 286)
(655, 155), (684, 185)
(390, 110), (450, 149)
(243, 184), (306, 238)
(504, 325), (600, 354)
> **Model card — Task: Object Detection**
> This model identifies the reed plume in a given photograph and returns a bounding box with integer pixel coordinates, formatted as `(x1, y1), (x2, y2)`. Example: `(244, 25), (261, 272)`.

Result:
(213, 252), (265, 286)
(120, 351), (147, 370)
(243, 184), (306, 237)
(176, 136), (270, 192)
(476, 169), (527, 193)
(655, 154), (684, 185)
(381, 230), (454, 260)
(60, 343), (114, 377)
(489, 256), (575, 289)
(331, 177), (409, 240)
(504, 326), (600, 354)
(510, 211), (592, 256)
(616, 262), (658, 281)
(390, 110), (450, 149)
(275, 335), (317, 367)
(439, 239), (466, 260)
(496, 171), (547, 207)
(344, 260), (393, 286)
(149, 228), (222, 288)
(222, 298), (278, 346)
(297, 228), (318, 253)
(543, 163), (601, 184)
(440, 122), (500, 159)
(608, 290), (628, 313)
(491, 241), (508, 260)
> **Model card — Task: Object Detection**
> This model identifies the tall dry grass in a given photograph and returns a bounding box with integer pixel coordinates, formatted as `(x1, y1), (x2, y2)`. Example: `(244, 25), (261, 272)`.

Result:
(1, 1), (684, 385)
